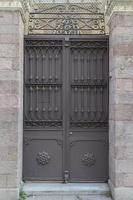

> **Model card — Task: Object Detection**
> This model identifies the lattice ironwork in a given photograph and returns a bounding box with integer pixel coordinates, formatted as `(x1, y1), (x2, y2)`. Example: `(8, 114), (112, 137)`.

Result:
(106, 0), (113, 6)
(69, 39), (108, 128)
(29, 1), (105, 35)
(24, 39), (63, 129)
(24, 38), (108, 129)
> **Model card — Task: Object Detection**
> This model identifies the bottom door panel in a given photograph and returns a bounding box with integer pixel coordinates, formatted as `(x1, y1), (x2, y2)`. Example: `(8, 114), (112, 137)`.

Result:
(69, 130), (108, 182)
(23, 130), (63, 181)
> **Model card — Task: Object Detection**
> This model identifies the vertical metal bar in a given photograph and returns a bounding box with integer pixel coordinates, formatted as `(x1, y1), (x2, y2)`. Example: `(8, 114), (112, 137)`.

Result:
(42, 49), (46, 82)
(29, 48), (33, 82)
(36, 86), (39, 119)
(62, 38), (70, 179)
(42, 86), (46, 119)
(29, 86), (33, 120)
(36, 49), (39, 82)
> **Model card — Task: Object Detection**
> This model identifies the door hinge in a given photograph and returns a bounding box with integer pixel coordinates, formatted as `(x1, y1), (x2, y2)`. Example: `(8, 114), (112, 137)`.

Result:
(63, 170), (69, 183)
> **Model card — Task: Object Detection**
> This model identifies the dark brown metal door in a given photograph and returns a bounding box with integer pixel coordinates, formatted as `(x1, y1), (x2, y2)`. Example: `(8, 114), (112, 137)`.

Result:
(23, 36), (109, 182)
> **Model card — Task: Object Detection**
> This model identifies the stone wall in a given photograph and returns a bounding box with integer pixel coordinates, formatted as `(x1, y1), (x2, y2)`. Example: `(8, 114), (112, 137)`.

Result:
(0, 9), (24, 200)
(107, 1), (133, 199)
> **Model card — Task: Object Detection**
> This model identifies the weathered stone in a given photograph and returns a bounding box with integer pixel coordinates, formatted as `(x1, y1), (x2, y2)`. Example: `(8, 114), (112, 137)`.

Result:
(110, 27), (133, 46)
(0, 44), (18, 58)
(0, 175), (6, 188)
(0, 58), (12, 70)
(0, 24), (19, 34)
(0, 189), (19, 200)
(0, 34), (19, 44)
(108, 5), (133, 199)
(116, 79), (132, 92)
(115, 104), (133, 120)
(0, 11), (13, 25)
(0, 8), (24, 200)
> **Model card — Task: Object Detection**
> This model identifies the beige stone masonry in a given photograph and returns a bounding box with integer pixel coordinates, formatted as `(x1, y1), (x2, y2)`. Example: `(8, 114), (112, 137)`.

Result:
(0, 0), (29, 199)
(106, 0), (133, 200)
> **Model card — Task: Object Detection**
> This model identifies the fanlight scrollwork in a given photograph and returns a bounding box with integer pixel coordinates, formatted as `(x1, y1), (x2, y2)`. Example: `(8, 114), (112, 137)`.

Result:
(29, 1), (105, 34)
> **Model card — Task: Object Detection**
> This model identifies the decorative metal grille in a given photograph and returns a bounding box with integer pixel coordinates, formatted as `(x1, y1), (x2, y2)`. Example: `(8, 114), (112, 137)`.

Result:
(29, 0), (105, 35)
(24, 39), (63, 128)
(69, 40), (108, 128)
(106, 0), (113, 6)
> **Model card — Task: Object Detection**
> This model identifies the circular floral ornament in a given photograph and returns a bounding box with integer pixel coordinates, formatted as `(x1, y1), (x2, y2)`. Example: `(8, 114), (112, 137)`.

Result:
(82, 152), (96, 167)
(36, 151), (51, 166)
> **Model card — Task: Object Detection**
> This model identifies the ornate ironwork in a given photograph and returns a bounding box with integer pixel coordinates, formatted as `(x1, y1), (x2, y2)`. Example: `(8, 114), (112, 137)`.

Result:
(25, 39), (63, 47)
(82, 152), (96, 167)
(24, 39), (63, 129)
(69, 39), (108, 128)
(36, 151), (51, 165)
(70, 40), (108, 48)
(71, 121), (108, 128)
(25, 120), (62, 128)
(29, 2), (105, 34)
(106, 0), (113, 6)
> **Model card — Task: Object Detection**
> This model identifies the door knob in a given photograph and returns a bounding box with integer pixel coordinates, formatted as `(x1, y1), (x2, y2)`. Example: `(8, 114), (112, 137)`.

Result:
(69, 132), (73, 135)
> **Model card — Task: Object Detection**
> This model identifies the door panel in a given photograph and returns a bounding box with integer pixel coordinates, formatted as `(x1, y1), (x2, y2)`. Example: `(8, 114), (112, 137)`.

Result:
(23, 37), (109, 182)
(23, 39), (64, 181)
(23, 130), (63, 181)
(68, 39), (108, 182)
(69, 130), (108, 182)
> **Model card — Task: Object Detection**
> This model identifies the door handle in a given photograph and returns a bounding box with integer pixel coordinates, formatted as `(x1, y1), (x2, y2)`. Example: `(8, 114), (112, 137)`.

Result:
(69, 132), (73, 135)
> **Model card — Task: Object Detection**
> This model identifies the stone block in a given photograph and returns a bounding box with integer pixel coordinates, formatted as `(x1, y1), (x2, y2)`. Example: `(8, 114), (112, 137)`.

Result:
(110, 27), (133, 47)
(115, 93), (133, 104)
(0, 129), (18, 146)
(0, 11), (13, 25)
(0, 108), (19, 122)
(0, 80), (11, 94)
(115, 160), (133, 174)
(0, 188), (19, 200)
(115, 104), (133, 120)
(110, 14), (133, 29)
(116, 79), (133, 92)
(112, 44), (133, 56)
(0, 161), (17, 174)
(0, 58), (12, 70)
(0, 44), (18, 58)
(0, 80), (20, 95)
(0, 24), (19, 34)
(115, 145), (133, 160)
(0, 121), (17, 130)
(0, 175), (6, 188)
(0, 94), (19, 108)
(6, 175), (18, 188)
(113, 187), (133, 200)
(114, 121), (125, 137)
(0, 34), (19, 44)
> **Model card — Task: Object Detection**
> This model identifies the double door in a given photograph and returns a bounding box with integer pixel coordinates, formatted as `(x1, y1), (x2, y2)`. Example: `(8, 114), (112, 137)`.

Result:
(23, 36), (109, 182)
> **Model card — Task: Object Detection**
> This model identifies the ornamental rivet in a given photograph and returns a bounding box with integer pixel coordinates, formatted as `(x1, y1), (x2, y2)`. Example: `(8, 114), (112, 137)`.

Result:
(82, 152), (96, 167)
(36, 151), (51, 166)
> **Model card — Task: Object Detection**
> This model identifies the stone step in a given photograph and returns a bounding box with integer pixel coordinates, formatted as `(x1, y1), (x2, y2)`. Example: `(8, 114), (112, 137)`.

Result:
(23, 183), (112, 200)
